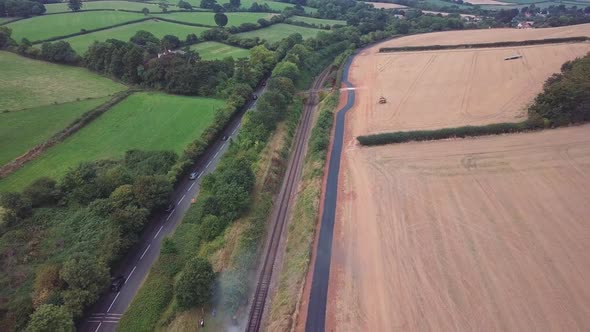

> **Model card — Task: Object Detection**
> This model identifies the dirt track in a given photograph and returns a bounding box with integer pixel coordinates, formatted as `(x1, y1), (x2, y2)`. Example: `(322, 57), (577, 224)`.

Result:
(329, 125), (590, 331)
(349, 42), (590, 135)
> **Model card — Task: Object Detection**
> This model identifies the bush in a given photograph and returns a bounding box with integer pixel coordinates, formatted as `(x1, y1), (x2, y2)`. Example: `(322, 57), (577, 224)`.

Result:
(117, 274), (173, 331)
(175, 257), (214, 309)
(26, 304), (73, 332)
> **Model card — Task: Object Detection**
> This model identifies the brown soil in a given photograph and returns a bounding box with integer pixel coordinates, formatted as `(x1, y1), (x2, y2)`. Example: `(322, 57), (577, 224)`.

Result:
(329, 125), (590, 331)
(349, 42), (590, 135)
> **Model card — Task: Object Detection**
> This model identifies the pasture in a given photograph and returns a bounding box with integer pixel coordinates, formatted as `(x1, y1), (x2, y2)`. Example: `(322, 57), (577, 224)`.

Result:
(62, 19), (209, 54)
(44, 1), (167, 14)
(0, 92), (224, 192)
(330, 124), (590, 331)
(159, 11), (274, 26)
(6, 11), (145, 42)
(190, 41), (250, 60)
(0, 51), (125, 111)
(220, 0), (317, 13)
(289, 15), (346, 26)
(0, 98), (108, 167)
(236, 23), (323, 43)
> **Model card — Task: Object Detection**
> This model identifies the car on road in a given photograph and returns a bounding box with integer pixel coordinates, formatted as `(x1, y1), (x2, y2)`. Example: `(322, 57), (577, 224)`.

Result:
(222, 135), (228, 141)
(262, 80), (266, 86)
(189, 172), (199, 180)
(164, 203), (174, 212)
(111, 275), (125, 292)
(253, 94), (258, 100)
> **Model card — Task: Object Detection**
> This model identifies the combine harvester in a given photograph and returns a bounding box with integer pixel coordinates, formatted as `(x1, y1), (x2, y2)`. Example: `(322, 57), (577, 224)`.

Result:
(504, 54), (523, 61)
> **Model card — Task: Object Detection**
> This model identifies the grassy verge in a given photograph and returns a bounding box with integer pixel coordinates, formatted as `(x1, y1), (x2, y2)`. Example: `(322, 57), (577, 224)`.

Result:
(266, 91), (338, 331)
(189, 41), (250, 60)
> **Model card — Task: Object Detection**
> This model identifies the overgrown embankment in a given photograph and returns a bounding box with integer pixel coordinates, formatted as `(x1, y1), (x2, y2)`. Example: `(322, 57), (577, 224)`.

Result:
(378, 36), (589, 53)
(358, 51), (590, 146)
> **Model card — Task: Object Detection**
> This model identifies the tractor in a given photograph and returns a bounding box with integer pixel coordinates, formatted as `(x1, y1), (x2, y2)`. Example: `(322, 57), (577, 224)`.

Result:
(379, 96), (387, 104)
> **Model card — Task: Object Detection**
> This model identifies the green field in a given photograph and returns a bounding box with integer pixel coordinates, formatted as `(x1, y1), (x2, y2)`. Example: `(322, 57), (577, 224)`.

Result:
(420, 0), (472, 8)
(0, 51), (125, 111)
(62, 19), (209, 54)
(190, 41), (250, 60)
(0, 98), (108, 167)
(6, 11), (145, 42)
(289, 15), (346, 26)
(236, 23), (323, 43)
(157, 11), (275, 26)
(179, 0), (317, 13)
(482, 0), (590, 8)
(0, 17), (17, 24)
(44, 1), (167, 13)
(0, 92), (224, 192)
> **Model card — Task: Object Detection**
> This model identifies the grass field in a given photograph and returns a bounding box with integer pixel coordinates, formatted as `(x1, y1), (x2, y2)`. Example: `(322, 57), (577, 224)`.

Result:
(0, 92), (224, 192)
(0, 51), (125, 111)
(190, 41), (250, 59)
(219, 0), (317, 13)
(0, 98), (108, 167)
(6, 11), (145, 42)
(289, 15), (346, 26)
(482, 0), (590, 8)
(44, 1), (167, 13)
(62, 19), (209, 54)
(157, 11), (274, 26)
(236, 23), (323, 43)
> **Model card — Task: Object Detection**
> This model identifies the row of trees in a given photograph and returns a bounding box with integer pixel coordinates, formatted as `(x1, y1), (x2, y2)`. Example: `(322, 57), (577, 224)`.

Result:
(0, 0), (45, 17)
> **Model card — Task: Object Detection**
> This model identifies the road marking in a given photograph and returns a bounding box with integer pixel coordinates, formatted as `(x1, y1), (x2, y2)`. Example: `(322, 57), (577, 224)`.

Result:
(178, 194), (186, 205)
(206, 160), (212, 168)
(166, 210), (175, 221)
(107, 292), (120, 313)
(197, 173), (201, 179)
(188, 182), (195, 191)
(154, 225), (164, 239)
(125, 266), (137, 283)
(213, 150), (220, 158)
(140, 245), (151, 260)
(94, 322), (102, 332)
(232, 126), (238, 135)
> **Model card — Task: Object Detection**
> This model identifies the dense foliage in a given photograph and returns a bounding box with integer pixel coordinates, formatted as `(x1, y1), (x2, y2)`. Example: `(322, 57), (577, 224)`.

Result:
(0, 0), (46, 18)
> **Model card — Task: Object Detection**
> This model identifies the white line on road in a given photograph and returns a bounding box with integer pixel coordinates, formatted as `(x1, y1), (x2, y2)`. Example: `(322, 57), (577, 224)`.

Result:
(94, 322), (102, 332)
(125, 266), (137, 283)
(206, 160), (212, 168)
(188, 182), (195, 191)
(213, 150), (220, 158)
(197, 173), (201, 179)
(140, 245), (151, 260)
(166, 210), (175, 221)
(107, 292), (120, 313)
(232, 126), (238, 135)
(178, 194), (186, 205)
(154, 225), (164, 239)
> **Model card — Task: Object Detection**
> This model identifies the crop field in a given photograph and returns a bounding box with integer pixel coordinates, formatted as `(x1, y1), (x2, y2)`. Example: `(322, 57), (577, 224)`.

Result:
(62, 19), (209, 54)
(6, 11), (145, 42)
(44, 1), (167, 13)
(0, 51), (125, 111)
(289, 15), (346, 26)
(159, 11), (274, 26)
(236, 23), (323, 43)
(219, 0), (317, 13)
(0, 98), (108, 167)
(189, 41), (250, 60)
(0, 92), (223, 192)
(362, 1), (407, 9)
(329, 125), (590, 331)
(465, 0), (509, 4)
(349, 42), (590, 135)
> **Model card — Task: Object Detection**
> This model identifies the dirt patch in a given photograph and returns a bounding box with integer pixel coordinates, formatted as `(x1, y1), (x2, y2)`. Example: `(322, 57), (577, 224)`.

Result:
(362, 1), (407, 9)
(329, 125), (590, 331)
(348, 42), (590, 135)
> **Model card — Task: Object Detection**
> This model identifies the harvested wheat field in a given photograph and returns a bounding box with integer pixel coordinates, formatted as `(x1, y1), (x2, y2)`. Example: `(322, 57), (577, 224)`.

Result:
(362, 1), (407, 9)
(328, 125), (590, 331)
(349, 42), (590, 135)
(378, 24), (590, 48)
(464, 0), (508, 5)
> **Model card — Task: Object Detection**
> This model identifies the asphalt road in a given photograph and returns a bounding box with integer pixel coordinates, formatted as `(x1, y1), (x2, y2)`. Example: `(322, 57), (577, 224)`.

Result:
(78, 84), (267, 332)
(305, 56), (356, 332)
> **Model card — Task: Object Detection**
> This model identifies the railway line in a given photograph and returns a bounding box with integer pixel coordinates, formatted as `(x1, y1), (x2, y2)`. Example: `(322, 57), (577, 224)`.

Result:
(245, 67), (331, 332)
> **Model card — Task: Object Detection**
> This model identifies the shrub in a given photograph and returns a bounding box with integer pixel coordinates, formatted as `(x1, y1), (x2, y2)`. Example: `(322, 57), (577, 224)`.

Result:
(26, 304), (73, 332)
(175, 257), (215, 309)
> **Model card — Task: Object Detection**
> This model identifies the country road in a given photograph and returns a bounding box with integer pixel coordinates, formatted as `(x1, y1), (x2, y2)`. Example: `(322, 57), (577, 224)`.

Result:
(78, 83), (268, 332)
(246, 68), (331, 332)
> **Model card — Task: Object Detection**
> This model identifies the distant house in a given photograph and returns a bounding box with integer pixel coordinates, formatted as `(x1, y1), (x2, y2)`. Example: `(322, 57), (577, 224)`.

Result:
(517, 21), (534, 29)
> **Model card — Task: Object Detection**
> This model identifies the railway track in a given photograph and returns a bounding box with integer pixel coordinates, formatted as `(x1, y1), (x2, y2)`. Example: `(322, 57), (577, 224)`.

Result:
(245, 68), (331, 332)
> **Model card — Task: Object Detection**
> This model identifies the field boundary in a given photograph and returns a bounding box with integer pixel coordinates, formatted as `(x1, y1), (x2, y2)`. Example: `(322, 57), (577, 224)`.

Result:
(0, 90), (134, 178)
(378, 36), (589, 53)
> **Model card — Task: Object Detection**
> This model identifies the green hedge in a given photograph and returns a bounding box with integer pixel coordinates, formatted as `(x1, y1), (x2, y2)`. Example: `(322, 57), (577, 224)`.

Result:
(379, 36), (589, 53)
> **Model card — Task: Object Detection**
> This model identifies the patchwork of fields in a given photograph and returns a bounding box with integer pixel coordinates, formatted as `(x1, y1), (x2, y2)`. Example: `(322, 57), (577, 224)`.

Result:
(0, 51), (125, 111)
(44, 0), (169, 13)
(237, 23), (323, 43)
(289, 15), (346, 26)
(190, 41), (250, 60)
(158, 11), (274, 27)
(0, 92), (223, 191)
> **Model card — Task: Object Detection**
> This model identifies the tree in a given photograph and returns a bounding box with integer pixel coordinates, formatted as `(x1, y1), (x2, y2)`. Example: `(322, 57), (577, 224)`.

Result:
(132, 175), (171, 211)
(200, 0), (216, 9)
(175, 257), (215, 309)
(141, 7), (149, 15)
(0, 192), (32, 225)
(272, 61), (299, 81)
(178, 0), (192, 10)
(40, 41), (78, 64)
(0, 26), (12, 49)
(249, 45), (275, 72)
(67, 0), (82, 11)
(161, 34), (181, 50)
(214, 12), (228, 27)
(130, 30), (159, 46)
(229, 0), (240, 9)
(23, 177), (61, 207)
(60, 254), (109, 294)
(26, 305), (74, 332)
(158, 1), (169, 12)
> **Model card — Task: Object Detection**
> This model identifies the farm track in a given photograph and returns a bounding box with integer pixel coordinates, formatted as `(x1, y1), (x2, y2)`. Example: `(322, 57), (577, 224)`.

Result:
(245, 67), (331, 332)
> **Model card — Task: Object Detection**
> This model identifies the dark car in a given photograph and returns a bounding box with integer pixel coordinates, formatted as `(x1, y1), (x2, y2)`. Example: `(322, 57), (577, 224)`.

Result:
(253, 94), (258, 100)
(111, 275), (125, 292)
(164, 203), (174, 213)
(262, 80), (266, 86)
(189, 172), (199, 180)
(222, 135), (228, 141)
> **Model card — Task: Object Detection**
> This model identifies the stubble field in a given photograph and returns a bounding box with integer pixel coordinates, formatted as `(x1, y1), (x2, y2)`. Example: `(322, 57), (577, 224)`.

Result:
(326, 25), (590, 332)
